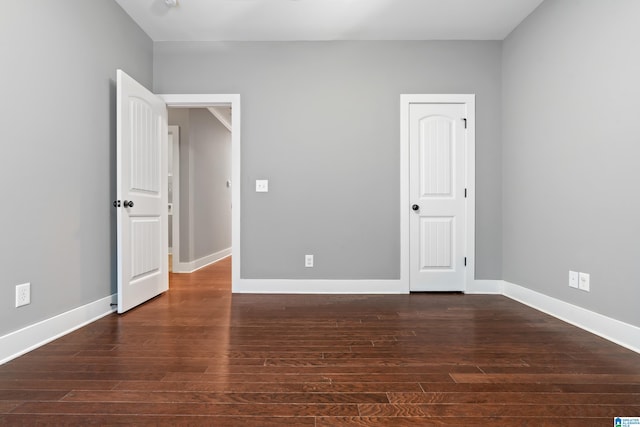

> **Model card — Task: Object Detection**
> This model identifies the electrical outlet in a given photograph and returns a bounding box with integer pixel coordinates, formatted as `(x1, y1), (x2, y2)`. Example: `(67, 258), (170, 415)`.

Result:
(305, 254), (314, 268)
(578, 272), (590, 292)
(16, 283), (31, 307)
(569, 271), (579, 288)
(255, 180), (269, 192)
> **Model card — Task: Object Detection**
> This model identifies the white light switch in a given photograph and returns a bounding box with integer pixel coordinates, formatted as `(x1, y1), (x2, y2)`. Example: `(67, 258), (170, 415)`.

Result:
(256, 180), (269, 192)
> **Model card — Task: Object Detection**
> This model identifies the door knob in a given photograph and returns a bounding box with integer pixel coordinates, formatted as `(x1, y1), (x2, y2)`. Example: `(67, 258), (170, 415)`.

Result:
(123, 200), (134, 208)
(412, 204), (420, 211)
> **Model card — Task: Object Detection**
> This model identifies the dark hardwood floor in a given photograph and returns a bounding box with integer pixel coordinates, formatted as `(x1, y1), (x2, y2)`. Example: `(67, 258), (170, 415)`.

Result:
(1, 257), (639, 426)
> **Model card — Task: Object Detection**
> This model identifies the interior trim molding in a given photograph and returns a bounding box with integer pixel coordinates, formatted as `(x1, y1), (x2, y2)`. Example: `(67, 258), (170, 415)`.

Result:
(0, 294), (117, 365)
(235, 279), (406, 294)
(159, 94), (241, 293)
(173, 248), (232, 274)
(503, 281), (640, 354)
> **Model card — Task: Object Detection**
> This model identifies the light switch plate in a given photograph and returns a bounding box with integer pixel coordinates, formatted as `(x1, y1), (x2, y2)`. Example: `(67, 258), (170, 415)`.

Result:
(305, 254), (314, 268)
(569, 271), (579, 289)
(578, 272), (590, 292)
(256, 180), (269, 192)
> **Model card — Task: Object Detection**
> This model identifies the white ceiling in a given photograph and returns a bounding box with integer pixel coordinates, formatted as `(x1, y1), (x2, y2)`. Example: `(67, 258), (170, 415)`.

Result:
(114, 0), (544, 42)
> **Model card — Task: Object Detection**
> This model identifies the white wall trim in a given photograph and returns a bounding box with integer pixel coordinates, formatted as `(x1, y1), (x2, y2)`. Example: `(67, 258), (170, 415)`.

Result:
(503, 281), (640, 354)
(235, 279), (406, 294)
(207, 107), (232, 132)
(173, 248), (232, 274)
(233, 279), (504, 295)
(400, 94), (476, 293)
(0, 294), (116, 365)
(168, 125), (181, 273)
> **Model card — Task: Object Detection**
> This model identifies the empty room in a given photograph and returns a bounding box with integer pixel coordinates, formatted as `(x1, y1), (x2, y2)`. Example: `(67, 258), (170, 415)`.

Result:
(1, 0), (639, 425)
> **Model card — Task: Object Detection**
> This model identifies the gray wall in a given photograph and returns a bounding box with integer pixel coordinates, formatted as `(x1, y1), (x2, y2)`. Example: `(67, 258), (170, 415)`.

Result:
(154, 41), (503, 280)
(168, 109), (232, 262)
(190, 109), (232, 258)
(502, 0), (640, 327)
(0, 0), (152, 335)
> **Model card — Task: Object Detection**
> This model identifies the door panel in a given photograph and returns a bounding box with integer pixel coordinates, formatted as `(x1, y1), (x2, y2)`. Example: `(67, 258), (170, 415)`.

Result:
(420, 117), (453, 197)
(420, 216), (453, 269)
(410, 103), (466, 291)
(117, 69), (168, 313)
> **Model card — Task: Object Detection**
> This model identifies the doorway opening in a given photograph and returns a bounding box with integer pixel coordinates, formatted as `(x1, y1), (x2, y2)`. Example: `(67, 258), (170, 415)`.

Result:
(167, 107), (232, 275)
(161, 94), (241, 290)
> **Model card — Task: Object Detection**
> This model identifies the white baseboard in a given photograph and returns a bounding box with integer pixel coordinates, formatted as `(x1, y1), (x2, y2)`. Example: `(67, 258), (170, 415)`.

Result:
(234, 279), (407, 294)
(173, 248), (231, 273)
(0, 294), (117, 365)
(503, 281), (640, 354)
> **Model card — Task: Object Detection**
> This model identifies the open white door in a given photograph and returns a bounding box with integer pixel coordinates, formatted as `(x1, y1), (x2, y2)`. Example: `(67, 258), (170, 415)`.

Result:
(116, 69), (168, 313)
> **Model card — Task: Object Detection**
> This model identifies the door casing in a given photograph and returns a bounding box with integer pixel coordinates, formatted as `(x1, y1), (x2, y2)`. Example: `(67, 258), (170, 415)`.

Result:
(160, 94), (241, 290)
(400, 94), (475, 292)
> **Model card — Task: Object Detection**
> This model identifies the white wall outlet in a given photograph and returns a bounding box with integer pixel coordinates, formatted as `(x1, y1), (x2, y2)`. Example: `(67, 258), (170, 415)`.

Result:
(569, 271), (579, 288)
(578, 272), (590, 292)
(305, 254), (314, 268)
(16, 283), (31, 307)
(255, 179), (269, 192)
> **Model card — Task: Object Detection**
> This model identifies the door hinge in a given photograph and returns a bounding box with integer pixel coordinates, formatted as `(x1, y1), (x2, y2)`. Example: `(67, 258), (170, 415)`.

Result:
(464, 257), (467, 267)
(464, 188), (467, 198)
(463, 118), (467, 129)
(113, 200), (121, 208)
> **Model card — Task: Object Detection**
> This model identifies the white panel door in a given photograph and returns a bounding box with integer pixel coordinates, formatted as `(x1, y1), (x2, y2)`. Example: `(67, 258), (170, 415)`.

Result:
(116, 69), (168, 313)
(409, 103), (467, 291)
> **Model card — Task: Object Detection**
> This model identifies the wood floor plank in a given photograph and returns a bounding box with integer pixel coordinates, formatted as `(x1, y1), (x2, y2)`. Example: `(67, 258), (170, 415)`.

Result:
(111, 380), (424, 393)
(61, 390), (389, 404)
(11, 401), (359, 416)
(316, 417), (614, 426)
(0, 390), (70, 401)
(451, 373), (640, 384)
(0, 380), (120, 391)
(387, 391), (640, 404)
(1, 257), (639, 425)
(358, 402), (640, 417)
(0, 402), (21, 414)
(0, 414), (315, 426)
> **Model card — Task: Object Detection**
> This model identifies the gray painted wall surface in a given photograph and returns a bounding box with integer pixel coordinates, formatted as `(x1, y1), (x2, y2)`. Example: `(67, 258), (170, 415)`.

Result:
(168, 109), (232, 262)
(0, 0), (152, 335)
(189, 109), (232, 259)
(154, 41), (503, 280)
(502, 0), (640, 327)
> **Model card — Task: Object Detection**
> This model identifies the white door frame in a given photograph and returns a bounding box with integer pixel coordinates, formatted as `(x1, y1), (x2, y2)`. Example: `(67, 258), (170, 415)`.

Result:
(400, 94), (475, 292)
(160, 94), (241, 290)
(168, 125), (181, 272)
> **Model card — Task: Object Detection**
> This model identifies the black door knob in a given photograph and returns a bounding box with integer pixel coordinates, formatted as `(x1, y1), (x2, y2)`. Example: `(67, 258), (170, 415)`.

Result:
(412, 204), (419, 211)
(124, 200), (134, 208)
